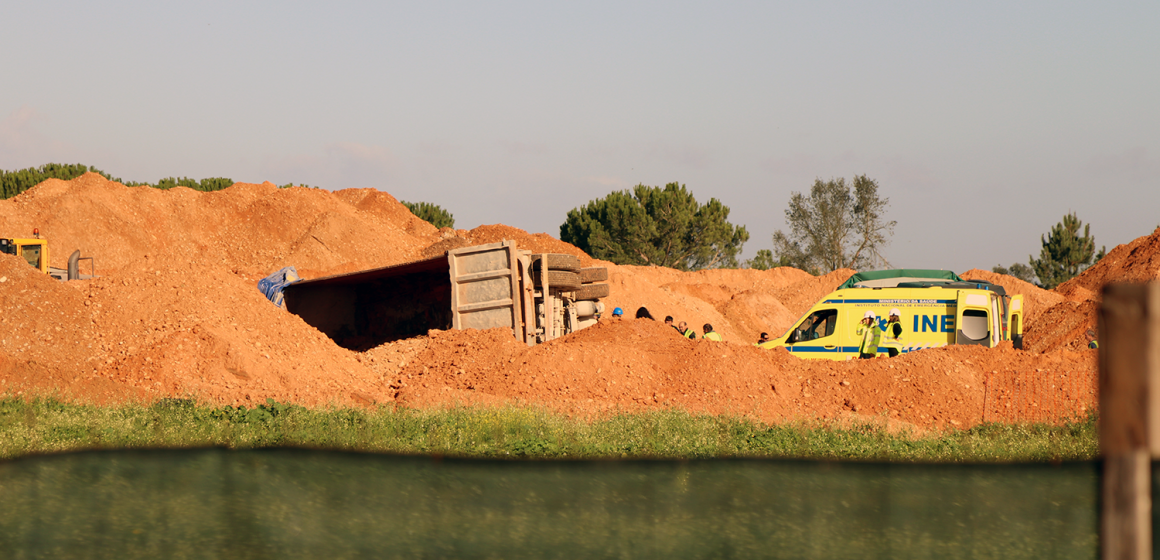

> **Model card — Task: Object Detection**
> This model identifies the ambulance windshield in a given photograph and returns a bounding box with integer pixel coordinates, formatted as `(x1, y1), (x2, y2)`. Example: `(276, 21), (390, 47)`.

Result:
(788, 309), (837, 343)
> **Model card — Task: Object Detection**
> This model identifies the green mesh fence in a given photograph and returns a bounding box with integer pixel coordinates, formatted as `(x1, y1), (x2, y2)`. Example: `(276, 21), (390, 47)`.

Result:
(0, 449), (1096, 559)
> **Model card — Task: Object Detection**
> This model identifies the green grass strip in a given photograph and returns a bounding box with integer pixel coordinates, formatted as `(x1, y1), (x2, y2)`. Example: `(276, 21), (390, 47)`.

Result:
(0, 397), (1097, 462)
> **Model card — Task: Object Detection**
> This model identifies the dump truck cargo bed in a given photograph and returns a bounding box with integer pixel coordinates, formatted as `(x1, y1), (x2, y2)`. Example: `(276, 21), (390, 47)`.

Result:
(283, 241), (527, 350)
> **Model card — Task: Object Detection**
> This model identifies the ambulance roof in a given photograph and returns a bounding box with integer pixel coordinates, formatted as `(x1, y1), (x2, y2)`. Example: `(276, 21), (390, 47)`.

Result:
(837, 269), (963, 289)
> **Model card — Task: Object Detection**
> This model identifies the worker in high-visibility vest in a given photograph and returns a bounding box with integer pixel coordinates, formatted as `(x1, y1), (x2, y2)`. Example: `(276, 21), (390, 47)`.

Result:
(855, 311), (881, 359)
(882, 308), (904, 357)
(702, 323), (723, 341)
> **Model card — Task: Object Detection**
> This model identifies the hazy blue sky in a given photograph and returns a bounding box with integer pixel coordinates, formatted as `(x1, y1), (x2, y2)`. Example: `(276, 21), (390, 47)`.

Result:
(3, 1), (1157, 272)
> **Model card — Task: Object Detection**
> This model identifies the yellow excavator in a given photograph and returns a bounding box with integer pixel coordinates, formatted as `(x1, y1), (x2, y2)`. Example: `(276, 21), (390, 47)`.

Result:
(0, 229), (95, 281)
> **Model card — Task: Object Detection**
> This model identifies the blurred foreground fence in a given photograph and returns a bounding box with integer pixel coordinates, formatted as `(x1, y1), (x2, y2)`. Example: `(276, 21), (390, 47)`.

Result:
(0, 448), (1097, 560)
(983, 368), (1098, 425)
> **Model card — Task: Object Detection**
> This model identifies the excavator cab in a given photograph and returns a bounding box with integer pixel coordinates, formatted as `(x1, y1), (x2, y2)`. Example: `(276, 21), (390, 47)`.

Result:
(0, 238), (50, 274)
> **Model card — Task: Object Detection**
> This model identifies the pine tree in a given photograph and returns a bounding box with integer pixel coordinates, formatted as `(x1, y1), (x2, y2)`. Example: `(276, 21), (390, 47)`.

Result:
(560, 182), (749, 270)
(992, 263), (1038, 284)
(745, 249), (776, 270)
(1029, 212), (1104, 289)
(402, 201), (455, 229)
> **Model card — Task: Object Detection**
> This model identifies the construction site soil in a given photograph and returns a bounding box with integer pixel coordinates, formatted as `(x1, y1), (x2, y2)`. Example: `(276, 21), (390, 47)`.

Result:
(0, 174), (1153, 430)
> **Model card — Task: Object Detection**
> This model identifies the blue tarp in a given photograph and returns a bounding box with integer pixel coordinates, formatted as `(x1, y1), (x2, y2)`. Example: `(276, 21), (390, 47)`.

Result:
(257, 266), (301, 308)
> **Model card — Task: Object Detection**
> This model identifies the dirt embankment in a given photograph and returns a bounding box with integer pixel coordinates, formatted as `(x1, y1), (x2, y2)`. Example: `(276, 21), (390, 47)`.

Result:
(1058, 227), (1160, 293)
(0, 173), (1152, 429)
(1016, 227), (1160, 352)
(369, 320), (1096, 430)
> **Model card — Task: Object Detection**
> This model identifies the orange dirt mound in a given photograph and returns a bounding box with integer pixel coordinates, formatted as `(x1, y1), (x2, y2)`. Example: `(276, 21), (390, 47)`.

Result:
(774, 268), (856, 317)
(1016, 227), (1160, 355)
(1058, 227), (1160, 294)
(0, 173), (1117, 428)
(1024, 300), (1098, 354)
(0, 173), (437, 279)
(603, 265), (829, 344)
(386, 320), (1094, 429)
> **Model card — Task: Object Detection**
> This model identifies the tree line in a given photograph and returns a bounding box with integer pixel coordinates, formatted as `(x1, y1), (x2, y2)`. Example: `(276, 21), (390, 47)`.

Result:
(4, 163), (1115, 287)
(559, 178), (1111, 289)
(0, 163), (241, 199)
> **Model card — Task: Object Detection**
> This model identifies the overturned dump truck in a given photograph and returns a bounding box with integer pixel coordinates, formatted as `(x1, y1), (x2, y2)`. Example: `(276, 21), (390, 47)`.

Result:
(282, 241), (609, 350)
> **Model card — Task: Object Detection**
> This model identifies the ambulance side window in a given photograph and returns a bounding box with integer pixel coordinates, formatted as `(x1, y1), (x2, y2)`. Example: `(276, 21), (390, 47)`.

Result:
(790, 309), (837, 343)
(960, 309), (989, 341)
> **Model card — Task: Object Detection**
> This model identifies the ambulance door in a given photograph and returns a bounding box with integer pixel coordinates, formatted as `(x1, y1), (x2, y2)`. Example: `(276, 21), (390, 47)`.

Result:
(784, 308), (840, 358)
(990, 295), (1002, 347)
(955, 291), (992, 347)
(1008, 295), (1024, 349)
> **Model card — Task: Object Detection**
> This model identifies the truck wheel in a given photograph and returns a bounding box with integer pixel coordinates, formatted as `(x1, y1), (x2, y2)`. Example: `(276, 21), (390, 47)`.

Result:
(529, 254), (581, 272)
(532, 270), (581, 290)
(573, 283), (609, 300)
(579, 267), (608, 283)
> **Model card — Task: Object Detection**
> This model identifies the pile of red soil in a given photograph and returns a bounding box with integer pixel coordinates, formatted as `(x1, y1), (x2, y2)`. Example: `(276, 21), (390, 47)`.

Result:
(0, 173), (1151, 430)
(1058, 227), (1160, 293)
(0, 254), (144, 403)
(387, 320), (1096, 430)
(420, 224), (598, 265)
(1, 175), (440, 280)
(1016, 228), (1160, 353)
(1023, 300), (1099, 354)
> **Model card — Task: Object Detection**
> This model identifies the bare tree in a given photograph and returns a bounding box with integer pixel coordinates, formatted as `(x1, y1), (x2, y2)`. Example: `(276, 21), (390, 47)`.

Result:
(771, 175), (895, 274)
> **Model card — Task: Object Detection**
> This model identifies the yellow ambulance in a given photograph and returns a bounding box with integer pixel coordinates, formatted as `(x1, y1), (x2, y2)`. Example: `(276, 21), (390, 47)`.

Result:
(759, 269), (1024, 360)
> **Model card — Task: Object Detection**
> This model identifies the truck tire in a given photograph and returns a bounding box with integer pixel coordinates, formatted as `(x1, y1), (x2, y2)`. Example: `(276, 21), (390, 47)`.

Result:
(532, 270), (581, 291)
(579, 267), (608, 283)
(573, 283), (609, 300)
(529, 253), (581, 272)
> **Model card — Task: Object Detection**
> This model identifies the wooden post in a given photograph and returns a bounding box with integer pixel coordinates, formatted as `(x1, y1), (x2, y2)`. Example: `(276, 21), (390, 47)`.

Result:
(1100, 283), (1160, 560)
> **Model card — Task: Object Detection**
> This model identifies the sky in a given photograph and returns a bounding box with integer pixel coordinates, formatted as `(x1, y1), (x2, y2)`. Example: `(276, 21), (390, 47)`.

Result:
(2, 1), (1157, 272)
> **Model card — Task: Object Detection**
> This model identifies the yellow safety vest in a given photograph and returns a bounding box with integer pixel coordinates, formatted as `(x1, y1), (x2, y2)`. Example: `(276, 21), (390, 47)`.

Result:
(882, 320), (903, 351)
(703, 331), (723, 342)
(856, 323), (881, 355)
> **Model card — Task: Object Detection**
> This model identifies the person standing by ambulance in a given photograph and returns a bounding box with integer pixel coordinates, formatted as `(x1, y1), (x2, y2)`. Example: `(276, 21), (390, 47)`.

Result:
(882, 308), (904, 357)
(856, 311), (881, 359)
